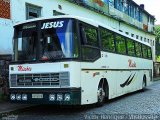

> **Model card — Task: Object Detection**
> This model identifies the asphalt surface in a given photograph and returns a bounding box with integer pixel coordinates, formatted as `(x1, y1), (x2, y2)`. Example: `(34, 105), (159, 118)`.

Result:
(1, 80), (160, 120)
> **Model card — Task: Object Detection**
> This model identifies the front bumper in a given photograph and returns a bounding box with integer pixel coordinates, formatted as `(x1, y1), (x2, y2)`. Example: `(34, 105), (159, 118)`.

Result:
(9, 88), (81, 105)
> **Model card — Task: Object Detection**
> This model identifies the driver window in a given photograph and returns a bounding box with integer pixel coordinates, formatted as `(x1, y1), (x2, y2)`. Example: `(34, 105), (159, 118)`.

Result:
(80, 24), (98, 47)
(80, 23), (100, 61)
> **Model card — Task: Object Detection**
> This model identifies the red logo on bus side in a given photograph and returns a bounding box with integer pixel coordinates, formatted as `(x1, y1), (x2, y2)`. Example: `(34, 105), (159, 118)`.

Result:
(128, 59), (136, 68)
(18, 65), (32, 71)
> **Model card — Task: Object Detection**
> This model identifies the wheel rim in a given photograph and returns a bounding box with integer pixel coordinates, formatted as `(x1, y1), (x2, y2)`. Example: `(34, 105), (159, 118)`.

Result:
(97, 87), (105, 103)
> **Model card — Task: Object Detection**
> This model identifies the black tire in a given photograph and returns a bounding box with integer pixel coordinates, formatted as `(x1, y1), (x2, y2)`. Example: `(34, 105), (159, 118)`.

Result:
(142, 76), (146, 91)
(97, 83), (106, 106)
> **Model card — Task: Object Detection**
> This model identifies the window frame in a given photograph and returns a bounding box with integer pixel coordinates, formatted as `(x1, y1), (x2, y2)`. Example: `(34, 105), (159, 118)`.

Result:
(26, 3), (42, 20)
(79, 22), (100, 61)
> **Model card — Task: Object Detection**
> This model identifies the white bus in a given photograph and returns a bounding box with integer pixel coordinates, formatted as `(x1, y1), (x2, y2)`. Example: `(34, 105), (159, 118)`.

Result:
(9, 15), (153, 106)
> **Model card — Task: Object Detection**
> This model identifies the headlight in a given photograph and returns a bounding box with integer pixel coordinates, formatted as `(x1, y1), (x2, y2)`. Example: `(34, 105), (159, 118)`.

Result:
(49, 94), (55, 101)
(10, 94), (16, 100)
(16, 94), (21, 100)
(64, 94), (70, 101)
(22, 94), (27, 101)
(57, 94), (63, 101)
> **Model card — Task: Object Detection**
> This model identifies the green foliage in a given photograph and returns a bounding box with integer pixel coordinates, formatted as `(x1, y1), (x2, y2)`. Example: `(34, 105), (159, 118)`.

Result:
(85, 27), (97, 46)
(155, 25), (160, 58)
(155, 26), (160, 40)
(135, 42), (142, 57)
(116, 35), (126, 54)
(157, 56), (160, 62)
(127, 38), (135, 56)
(100, 29), (115, 52)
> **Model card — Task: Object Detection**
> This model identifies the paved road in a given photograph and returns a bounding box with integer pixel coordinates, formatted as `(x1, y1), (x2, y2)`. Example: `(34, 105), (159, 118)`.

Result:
(1, 80), (160, 120)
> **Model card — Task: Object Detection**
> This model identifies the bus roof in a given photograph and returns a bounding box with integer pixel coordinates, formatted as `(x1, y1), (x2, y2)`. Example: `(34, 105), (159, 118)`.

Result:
(14, 15), (151, 47)
(14, 15), (99, 27)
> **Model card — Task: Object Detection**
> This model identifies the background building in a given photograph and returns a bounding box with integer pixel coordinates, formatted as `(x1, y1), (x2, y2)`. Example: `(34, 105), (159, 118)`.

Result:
(0, 0), (156, 91)
(0, 0), (156, 60)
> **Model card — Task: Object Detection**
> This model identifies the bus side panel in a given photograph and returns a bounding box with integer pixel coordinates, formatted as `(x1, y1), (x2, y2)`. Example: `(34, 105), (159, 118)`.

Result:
(80, 69), (152, 105)
(108, 69), (151, 99)
(144, 69), (152, 86)
(114, 70), (142, 97)
(80, 70), (100, 105)
(102, 71), (117, 99)
(80, 70), (117, 105)
(104, 70), (139, 99)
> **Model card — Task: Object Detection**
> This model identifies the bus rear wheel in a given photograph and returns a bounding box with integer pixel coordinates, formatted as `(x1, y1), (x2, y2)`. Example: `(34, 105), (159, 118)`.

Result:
(142, 75), (146, 91)
(97, 84), (106, 106)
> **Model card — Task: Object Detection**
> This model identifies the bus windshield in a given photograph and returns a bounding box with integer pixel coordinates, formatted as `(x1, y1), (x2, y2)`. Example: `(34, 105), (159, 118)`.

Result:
(14, 19), (79, 62)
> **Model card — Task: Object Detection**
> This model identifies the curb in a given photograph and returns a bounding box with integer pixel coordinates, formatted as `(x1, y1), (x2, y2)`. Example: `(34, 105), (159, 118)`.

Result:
(153, 77), (160, 81)
(0, 102), (33, 114)
(0, 107), (28, 115)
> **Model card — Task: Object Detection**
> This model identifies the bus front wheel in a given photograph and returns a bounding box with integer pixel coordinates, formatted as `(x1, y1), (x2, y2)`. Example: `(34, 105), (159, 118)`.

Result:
(97, 83), (106, 106)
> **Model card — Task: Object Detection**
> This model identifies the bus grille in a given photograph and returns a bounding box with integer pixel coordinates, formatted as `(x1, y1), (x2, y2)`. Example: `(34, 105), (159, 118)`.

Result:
(10, 72), (69, 87)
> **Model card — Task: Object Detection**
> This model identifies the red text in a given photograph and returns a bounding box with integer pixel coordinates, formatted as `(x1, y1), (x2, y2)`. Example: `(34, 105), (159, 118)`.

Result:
(128, 59), (136, 68)
(18, 65), (32, 71)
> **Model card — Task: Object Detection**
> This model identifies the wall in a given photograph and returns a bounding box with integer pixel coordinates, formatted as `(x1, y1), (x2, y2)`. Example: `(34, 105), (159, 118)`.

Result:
(0, 0), (12, 55)
(0, 0), (156, 60)
(0, 18), (13, 55)
(0, 0), (10, 19)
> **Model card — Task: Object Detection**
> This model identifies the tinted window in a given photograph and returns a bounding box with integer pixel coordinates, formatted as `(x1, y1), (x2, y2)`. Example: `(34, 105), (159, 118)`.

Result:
(80, 23), (100, 61)
(135, 42), (142, 57)
(116, 34), (126, 54)
(127, 38), (135, 56)
(82, 46), (100, 61)
(40, 19), (78, 60)
(100, 28), (115, 52)
(82, 25), (98, 47)
(147, 47), (152, 59)
(17, 30), (38, 61)
(142, 45), (148, 59)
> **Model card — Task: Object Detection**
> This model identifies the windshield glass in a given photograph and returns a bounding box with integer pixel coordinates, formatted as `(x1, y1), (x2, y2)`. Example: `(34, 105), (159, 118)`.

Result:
(15, 23), (37, 61)
(14, 19), (78, 62)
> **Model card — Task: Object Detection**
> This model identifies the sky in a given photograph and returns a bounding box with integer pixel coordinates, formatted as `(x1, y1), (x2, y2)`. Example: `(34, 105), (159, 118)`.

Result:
(133, 0), (160, 25)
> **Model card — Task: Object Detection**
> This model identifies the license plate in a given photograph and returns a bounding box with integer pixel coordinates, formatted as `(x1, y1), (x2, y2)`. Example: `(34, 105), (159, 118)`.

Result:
(32, 94), (43, 99)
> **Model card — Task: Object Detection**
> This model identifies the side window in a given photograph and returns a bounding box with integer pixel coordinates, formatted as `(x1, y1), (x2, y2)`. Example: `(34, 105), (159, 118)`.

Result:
(142, 45), (148, 59)
(127, 38), (135, 56)
(80, 23), (100, 61)
(26, 4), (41, 20)
(135, 42), (142, 57)
(116, 34), (126, 54)
(100, 27), (115, 52)
(147, 47), (152, 59)
(83, 26), (98, 47)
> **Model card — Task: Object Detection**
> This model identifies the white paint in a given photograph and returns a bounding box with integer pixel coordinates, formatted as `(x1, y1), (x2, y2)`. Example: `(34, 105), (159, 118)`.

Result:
(0, 18), (13, 54)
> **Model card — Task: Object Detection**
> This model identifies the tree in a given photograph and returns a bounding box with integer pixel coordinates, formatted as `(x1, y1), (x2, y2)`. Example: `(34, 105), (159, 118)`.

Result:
(155, 25), (160, 61)
(155, 25), (160, 40)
